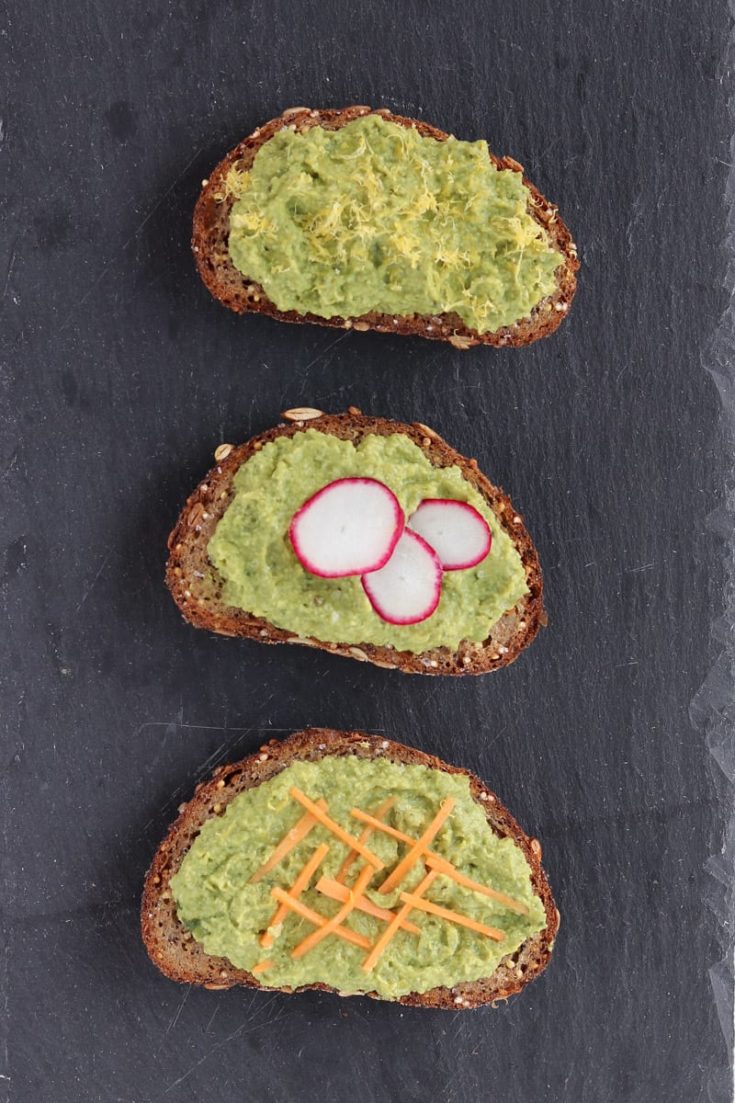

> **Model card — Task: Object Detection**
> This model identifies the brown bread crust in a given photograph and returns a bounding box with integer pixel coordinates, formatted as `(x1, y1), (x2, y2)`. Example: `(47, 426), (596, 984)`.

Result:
(141, 729), (558, 1009)
(192, 105), (579, 348)
(165, 409), (545, 675)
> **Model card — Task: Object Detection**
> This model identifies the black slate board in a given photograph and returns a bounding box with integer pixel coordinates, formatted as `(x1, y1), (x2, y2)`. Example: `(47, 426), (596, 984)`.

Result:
(1, 2), (733, 1100)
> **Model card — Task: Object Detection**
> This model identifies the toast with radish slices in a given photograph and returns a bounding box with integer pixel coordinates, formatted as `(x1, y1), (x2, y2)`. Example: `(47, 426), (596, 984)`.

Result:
(166, 408), (544, 675)
(141, 728), (558, 1008)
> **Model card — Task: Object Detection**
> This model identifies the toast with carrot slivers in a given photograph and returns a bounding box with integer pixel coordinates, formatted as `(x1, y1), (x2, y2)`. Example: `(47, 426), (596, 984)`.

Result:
(193, 106), (579, 348)
(141, 729), (558, 1009)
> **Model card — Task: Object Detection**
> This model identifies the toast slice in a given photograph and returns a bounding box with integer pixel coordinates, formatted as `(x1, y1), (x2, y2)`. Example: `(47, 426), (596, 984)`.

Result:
(193, 105), (579, 348)
(141, 728), (558, 1009)
(166, 408), (544, 675)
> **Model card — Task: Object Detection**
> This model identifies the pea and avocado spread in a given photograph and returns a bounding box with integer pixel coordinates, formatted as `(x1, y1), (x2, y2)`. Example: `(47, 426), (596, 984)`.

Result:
(225, 115), (562, 333)
(207, 429), (529, 652)
(171, 755), (545, 999)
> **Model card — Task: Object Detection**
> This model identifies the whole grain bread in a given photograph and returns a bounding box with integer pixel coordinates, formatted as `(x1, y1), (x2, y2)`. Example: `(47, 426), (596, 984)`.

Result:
(141, 728), (558, 1009)
(192, 105), (579, 349)
(166, 408), (544, 675)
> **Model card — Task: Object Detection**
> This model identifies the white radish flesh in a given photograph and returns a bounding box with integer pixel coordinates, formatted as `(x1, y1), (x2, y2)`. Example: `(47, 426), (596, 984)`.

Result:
(408, 498), (491, 570)
(362, 530), (442, 625)
(289, 478), (404, 578)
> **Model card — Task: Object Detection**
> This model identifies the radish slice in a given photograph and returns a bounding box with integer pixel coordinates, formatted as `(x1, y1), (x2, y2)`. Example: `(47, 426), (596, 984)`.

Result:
(408, 499), (492, 570)
(289, 478), (404, 578)
(362, 530), (442, 625)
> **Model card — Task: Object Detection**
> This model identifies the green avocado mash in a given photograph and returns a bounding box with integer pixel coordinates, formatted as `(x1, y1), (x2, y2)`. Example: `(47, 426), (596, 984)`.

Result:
(207, 429), (528, 652)
(171, 755), (545, 999)
(225, 115), (562, 333)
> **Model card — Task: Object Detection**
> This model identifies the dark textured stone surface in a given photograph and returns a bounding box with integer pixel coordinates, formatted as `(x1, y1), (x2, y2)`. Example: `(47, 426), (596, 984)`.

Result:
(0, 1), (731, 1099)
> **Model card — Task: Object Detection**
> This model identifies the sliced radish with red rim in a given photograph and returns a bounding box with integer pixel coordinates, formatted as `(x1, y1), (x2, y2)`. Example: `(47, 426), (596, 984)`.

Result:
(362, 529), (443, 625)
(408, 498), (491, 570)
(289, 477), (404, 578)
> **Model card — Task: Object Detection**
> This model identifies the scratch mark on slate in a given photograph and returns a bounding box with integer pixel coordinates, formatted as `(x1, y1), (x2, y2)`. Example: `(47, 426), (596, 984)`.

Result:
(159, 995), (289, 1096)
(159, 1022), (252, 1095)
(1, 247), (16, 309)
(156, 985), (192, 1054)
(1, 451), (18, 482)
(300, 330), (352, 374)
(74, 550), (113, 614)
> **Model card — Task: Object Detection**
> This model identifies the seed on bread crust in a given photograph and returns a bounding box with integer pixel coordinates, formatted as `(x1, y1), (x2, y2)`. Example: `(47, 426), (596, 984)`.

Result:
(281, 407), (325, 422)
(449, 334), (476, 350)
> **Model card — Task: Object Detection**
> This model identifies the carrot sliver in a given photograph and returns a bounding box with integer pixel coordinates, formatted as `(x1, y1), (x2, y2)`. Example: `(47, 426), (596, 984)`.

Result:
(335, 797), (394, 884)
(425, 854), (528, 915)
(249, 798), (328, 883)
(290, 788), (384, 870)
(292, 864), (376, 959)
(270, 886), (372, 951)
(251, 959), (274, 975)
(352, 808), (526, 915)
(398, 892), (505, 941)
(377, 798), (455, 895)
(316, 876), (421, 935)
(362, 869), (438, 973)
(259, 842), (329, 949)
(351, 808), (413, 844)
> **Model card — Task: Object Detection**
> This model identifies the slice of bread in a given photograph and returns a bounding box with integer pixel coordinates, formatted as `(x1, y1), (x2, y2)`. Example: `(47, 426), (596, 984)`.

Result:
(193, 105), (579, 349)
(166, 408), (545, 675)
(141, 728), (558, 1009)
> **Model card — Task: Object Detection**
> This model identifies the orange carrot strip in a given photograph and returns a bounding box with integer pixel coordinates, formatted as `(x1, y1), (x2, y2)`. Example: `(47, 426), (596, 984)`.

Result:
(398, 892), (505, 941)
(316, 876), (421, 935)
(351, 808), (526, 915)
(362, 870), (438, 973)
(251, 959), (274, 975)
(290, 788), (383, 870)
(425, 854), (528, 915)
(377, 798), (455, 895)
(260, 843), (329, 949)
(335, 797), (395, 883)
(351, 808), (413, 842)
(249, 798), (328, 883)
(291, 864), (376, 959)
(270, 886), (372, 951)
